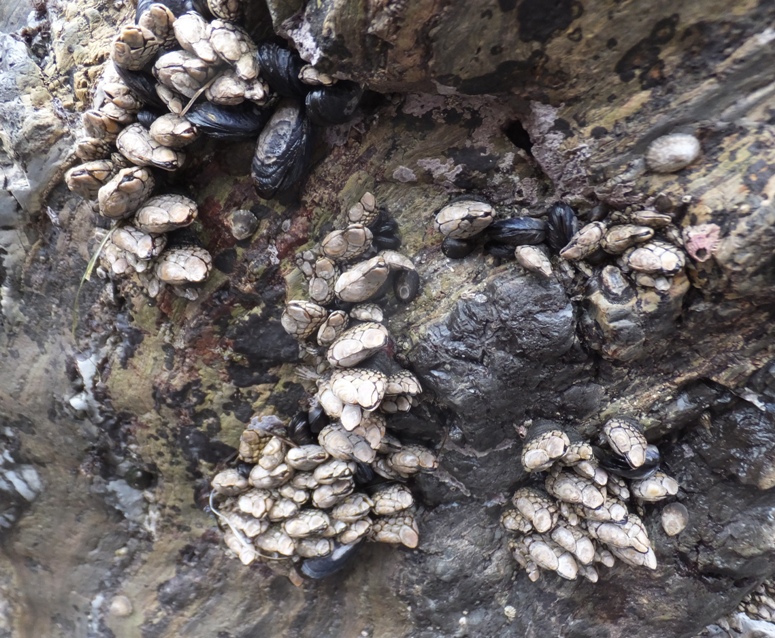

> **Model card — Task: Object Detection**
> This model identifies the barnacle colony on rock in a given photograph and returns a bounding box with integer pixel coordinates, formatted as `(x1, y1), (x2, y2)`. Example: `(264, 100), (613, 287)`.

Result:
(64, 0), (364, 300)
(210, 191), (437, 576)
(502, 418), (683, 582)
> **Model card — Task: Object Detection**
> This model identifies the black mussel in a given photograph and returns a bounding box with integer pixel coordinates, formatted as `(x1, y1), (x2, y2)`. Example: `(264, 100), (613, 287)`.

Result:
(373, 233), (402, 250)
(236, 462), (253, 478)
(249, 414), (288, 439)
(353, 462), (376, 485)
(136, 109), (166, 129)
(546, 203), (579, 254)
(186, 101), (272, 140)
(308, 403), (330, 434)
(483, 241), (516, 258)
(114, 64), (166, 110)
(255, 42), (308, 98)
(300, 541), (362, 579)
(251, 100), (314, 199)
(305, 81), (363, 126)
(484, 217), (545, 246)
(394, 269), (420, 303)
(593, 445), (661, 479)
(136, 0), (195, 20)
(442, 237), (475, 259)
(289, 411), (315, 445)
(125, 466), (156, 490)
(372, 216), (398, 235)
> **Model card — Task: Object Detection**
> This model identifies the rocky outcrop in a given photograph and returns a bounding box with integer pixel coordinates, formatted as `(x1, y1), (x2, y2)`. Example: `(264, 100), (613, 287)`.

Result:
(2, 1), (775, 638)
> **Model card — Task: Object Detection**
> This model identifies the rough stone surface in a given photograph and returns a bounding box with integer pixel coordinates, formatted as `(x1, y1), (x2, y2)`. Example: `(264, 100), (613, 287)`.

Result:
(2, 1), (775, 638)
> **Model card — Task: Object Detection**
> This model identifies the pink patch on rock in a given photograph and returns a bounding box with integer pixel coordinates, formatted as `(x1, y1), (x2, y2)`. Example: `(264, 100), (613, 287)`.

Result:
(682, 223), (721, 262)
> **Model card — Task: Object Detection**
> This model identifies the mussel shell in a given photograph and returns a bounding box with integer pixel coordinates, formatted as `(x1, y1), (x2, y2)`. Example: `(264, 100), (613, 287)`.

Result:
(300, 541), (362, 579)
(186, 101), (272, 140)
(136, 108), (166, 128)
(255, 41), (308, 98)
(593, 445), (661, 479)
(114, 64), (166, 110)
(442, 237), (475, 259)
(546, 203), (579, 254)
(353, 462), (376, 485)
(289, 411), (315, 446)
(483, 241), (517, 258)
(236, 462), (253, 478)
(373, 233), (402, 250)
(484, 218), (545, 246)
(394, 269), (420, 303)
(305, 81), (363, 126)
(308, 403), (330, 434)
(372, 216), (398, 234)
(251, 100), (314, 199)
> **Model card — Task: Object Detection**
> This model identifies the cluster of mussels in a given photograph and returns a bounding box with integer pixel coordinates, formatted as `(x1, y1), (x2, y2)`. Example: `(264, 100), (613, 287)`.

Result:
(209, 191), (437, 577)
(500, 418), (685, 582)
(64, 0), (362, 299)
(434, 196), (701, 290)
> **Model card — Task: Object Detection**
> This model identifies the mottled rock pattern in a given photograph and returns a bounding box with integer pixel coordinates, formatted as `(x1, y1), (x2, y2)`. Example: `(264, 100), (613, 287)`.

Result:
(1, 1), (775, 638)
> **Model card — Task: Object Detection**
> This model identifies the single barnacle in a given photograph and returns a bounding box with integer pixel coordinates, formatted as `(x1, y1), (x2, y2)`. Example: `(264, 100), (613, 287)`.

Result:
(347, 192), (379, 227)
(135, 194), (198, 234)
(313, 459), (357, 485)
(559, 222), (606, 261)
(117, 124), (185, 171)
(284, 509), (331, 538)
(500, 508), (534, 534)
(514, 245), (553, 277)
(278, 483), (310, 505)
(349, 304), (384, 323)
(285, 445), (329, 471)
(330, 368), (387, 411)
(605, 474), (630, 501)
(512, 487), (558, 534)
(112, 225), (166, 260)
(550, 523), (595, 565)
(682, 223), (721, 262)
(338, 518), (372, 544)
(601, 225), (654, 254)
(308, 257), (340, 305)
(521, 534), (579, 580)
(82, 110), (125, 140)
(208, 20), (259, 81)
(254, 526), (296, 556)
(560, 430), (594, 466)
(211, 468), (248, 496)
(509, 538), (541, 582)
(630, 470), (679, 501)
(434, 198), (494, 239)
(257, 436), (287, 471)
(521, 421), (570, 472)
(207, 0), (242, 21)
(137, 3), (176, 49)
(331, 493), (374, 523)
(618, 240), (686, 276)
(237, 488), (274, 518)
(645, 133), (700, 173)
(149, 114), (200, 149)
(351, 411), (386, 449)
(327, 322), (389, 368)
(98, 167), (155, 219)
(321, 224), (374, 262)
(370, 511), (420, 548)
(223, 529), (258, 565)
(661, 502), (689, 536)
(334, 255), (391, 302)
(65, 160), (116, 200)
(312, 479), (354, 508)
(282, 301), (328, 340)
(154, 50), (219, 98)
(370, 484), (414, 516)
(174, 12), (218, 62)
(387, 445), (438, 477)
(573, 497), (628, 523)
(602, 417), (649, 468)
(385, 370), (422, 396)
(545, 468), (606, 510)
(290, 472), (320, 491)
(102, 82), (144, 113)
(608, 545), (657, 570)
(75, 136), (113, 162)
(155, 246), (212, 284)
(248, 462), (293, 489)
(267, 497), (300, 522)
(318, 424), (376, 464)
(226, 512), (268, 538)
(111, 25), (161, 71)
(296, 536), (335, 558)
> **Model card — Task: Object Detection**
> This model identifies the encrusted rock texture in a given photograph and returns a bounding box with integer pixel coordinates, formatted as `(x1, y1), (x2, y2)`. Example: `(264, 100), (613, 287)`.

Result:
(2, 0), (775, 637)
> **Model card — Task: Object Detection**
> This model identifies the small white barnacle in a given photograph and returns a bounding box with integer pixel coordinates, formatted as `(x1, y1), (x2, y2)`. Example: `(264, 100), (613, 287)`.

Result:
(645, 133), (701, 173)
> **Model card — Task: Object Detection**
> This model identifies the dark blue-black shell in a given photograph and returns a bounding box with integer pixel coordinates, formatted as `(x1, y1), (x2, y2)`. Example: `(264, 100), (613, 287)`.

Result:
(305, 81), (363, 126)
(300, 541), (362, 579)
(546, 203), (579, 254)
(185, 101), (272, 140)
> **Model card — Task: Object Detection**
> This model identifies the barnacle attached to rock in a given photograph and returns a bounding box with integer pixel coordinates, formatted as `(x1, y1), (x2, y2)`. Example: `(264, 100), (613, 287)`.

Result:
(98, 166), (155, 219)
(434, 197), (494, 239)
(645, 133), (701, 173)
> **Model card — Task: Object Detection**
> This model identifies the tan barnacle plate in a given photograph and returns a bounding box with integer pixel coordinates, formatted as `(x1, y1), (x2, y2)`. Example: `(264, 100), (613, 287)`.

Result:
(98, 167), (155, 219)
(285, 445), (329, 471)
(257, 436), (287, 470)
(509, 538), (541, 582)
(387, 444), (438, 478)
(501, 508), (533, 534)
(75, 137), (112, 161)
(173, 12), (218, 64)
(135, 194), (198, 234)
(211, 468), (249, 496)
(559, 432), (594, 466)
(573, 497), (628, 523)
(514, 245), (552, 277)
(312, 459), (356, 485)
(82, 110), (125, 140)
(560, 222), (606, 261)
(111, 25), (160, 71)
(312, 479), (354, 508)
(248, 462), (293, 489)
(370, 484), (414, 516)
(316, 310), (349, 347)
(207, 0), (242, 21)
(154, 50), (219, 98)
(155, 246), (212, 285)
(290, 471), (320, 491)
(347, 192), (379, 227)
(379, 249), (415, 272)
(102, 82), (144, 113)
(277, 483), (310, 505)
(550, 523), (595, 565)
(254, 526), (296, 557)
(434, 199), (494, 239)
(296, 537), (334, 558)
(237, 488), (274, 518)
(661, 502), (689, 536)
(619, 240), (686, 277)
(226, 511), (268, 538)
(149, 114), (200, 149)
(156, 84), (187, 115)
(339, 518), (372, 544)
(520, 534), (579, 581)
(609, 545), (657, 570)
(208, 20), (259, 81)
(521, 422), (570, 472)
(65, 160), (116, 199)
(238, 429), (269, 463)
(330, 368), (387, 410)
(334, 255), (390, 302)
(512, 487), (559, 534)
(206, 70), (268, 105)
(137, 3), (176, 49)
(223, 529), (258, 565)
(351, 411), (386, 449)
(330, 493), (374, 523)
(327, 322), (389, 368)
(112, 225), (166, 260)
(385, 370), (422, 396)
(321, 224), (374, 262)
(308, 257), (339, 305)
(117, 124), (185, 171)
(630, 470), (679, 501)
(605, 474), (629, 500)
(318, 424), (376, 464)
(282, 301), (328, 340)
(545, 468), (606, 509)
(299, 65), (335, 86)
(370, 511), (420, 548)
(601, 225), (654, 254)
(603, 417), (649, 468)
(645, 133), (701, 173)
(267, 498), (300, 522)
(349, 303), (384, 323)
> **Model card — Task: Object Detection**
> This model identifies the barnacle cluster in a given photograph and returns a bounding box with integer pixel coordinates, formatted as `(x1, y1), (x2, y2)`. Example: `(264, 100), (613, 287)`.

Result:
(700, 579), (775, 636)
(210, 191), (436, 577)
(501, 417), (683, 582)
(64, 0), (362, 299)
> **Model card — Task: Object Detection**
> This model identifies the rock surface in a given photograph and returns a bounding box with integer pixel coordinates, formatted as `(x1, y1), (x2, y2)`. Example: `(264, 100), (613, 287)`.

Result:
(1, 1), (775, 638)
